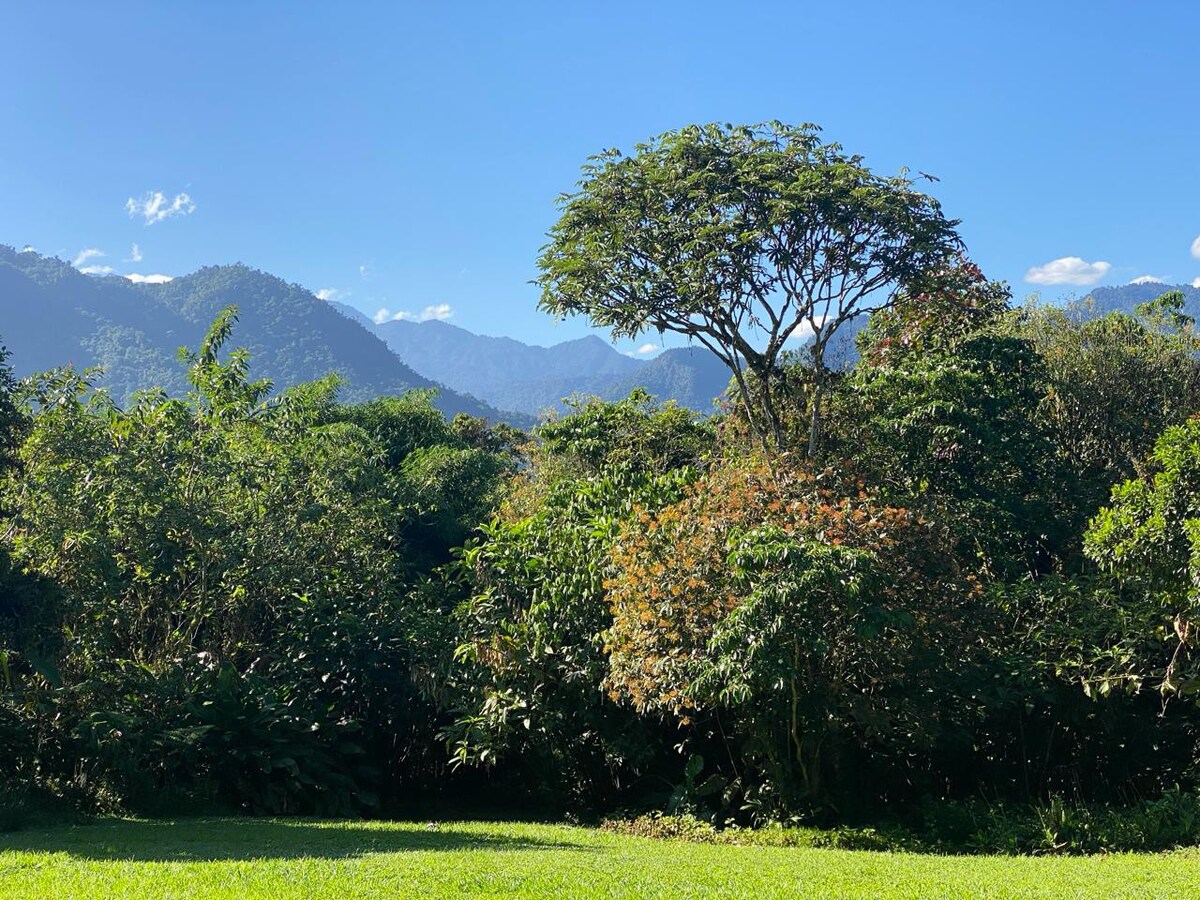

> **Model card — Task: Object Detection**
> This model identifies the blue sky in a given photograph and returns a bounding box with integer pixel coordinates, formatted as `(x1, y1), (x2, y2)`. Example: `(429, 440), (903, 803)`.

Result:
(2, 2), (1198, 354)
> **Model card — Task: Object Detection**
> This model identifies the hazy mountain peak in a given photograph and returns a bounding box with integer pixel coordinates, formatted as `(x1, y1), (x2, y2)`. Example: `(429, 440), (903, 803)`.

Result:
(336, 301), (729, 416)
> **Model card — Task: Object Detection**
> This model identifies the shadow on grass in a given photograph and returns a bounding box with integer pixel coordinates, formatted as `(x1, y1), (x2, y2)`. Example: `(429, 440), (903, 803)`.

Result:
(0, 818), (592, 862)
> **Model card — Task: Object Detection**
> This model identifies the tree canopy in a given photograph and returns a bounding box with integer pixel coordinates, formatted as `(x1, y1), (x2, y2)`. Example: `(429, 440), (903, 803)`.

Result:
(537, 121), (963, 453)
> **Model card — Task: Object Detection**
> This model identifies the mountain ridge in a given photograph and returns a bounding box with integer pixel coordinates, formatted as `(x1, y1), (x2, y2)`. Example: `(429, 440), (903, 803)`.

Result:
(357, 312), (730, 416)
(0, 248), (520, 424)
(0, 248), (732, 425)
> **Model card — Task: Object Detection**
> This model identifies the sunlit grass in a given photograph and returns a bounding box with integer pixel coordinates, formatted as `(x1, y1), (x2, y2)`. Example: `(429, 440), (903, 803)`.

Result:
(2, 817), (1198, 899)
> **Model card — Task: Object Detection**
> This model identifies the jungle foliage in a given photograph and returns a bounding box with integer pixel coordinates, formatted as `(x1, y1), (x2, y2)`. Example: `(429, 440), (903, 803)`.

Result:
(4, 125), (1200, 850)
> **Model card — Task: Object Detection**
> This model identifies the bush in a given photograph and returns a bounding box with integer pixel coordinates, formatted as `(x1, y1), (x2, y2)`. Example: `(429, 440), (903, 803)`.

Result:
(72, 660), (379, 816)
(603, 793), (1200, 855)
(927, 793), (1200, 854)
(600, 813), (908, 852)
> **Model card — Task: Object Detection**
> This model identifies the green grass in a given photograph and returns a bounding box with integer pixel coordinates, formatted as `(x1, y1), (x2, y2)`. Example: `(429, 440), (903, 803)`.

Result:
(1, 817), (1198, 899)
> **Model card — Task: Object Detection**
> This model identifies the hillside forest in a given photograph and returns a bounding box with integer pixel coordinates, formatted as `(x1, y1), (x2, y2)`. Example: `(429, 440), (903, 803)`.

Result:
(3, 123), (1200, 852)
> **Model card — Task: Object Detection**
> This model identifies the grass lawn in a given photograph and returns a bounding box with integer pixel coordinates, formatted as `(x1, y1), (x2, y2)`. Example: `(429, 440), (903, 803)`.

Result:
(2, 818), (1198, 899)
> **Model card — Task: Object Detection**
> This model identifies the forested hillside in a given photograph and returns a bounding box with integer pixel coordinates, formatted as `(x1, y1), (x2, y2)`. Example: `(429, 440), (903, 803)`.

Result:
(1084, 282), (1200, 316)
(0, 247), (515, 422)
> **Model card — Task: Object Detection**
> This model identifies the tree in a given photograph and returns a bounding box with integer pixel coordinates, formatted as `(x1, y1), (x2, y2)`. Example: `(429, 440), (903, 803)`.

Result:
(2, 309), (452, 813)
(1013, 291), (1200, 501)
(446, 393), (711, 805)
(838, 266), (1063, 577)
(0, 336), (39, 658)
(603, 459), (980, 814)
(537, 122), (962, 454)
(0, 340), (21, 473)
(1085, 416), (1200, 697)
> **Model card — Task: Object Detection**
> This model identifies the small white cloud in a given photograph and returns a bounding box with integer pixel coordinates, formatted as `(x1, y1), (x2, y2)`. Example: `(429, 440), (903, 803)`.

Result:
(373, 303), (453, 324)
(72, 247), (114, 275)
(1193, 277), (1200, 289)
(1192, 236), (1200, 259)
(359, 261), (376, 281)
(421, 303), (453, 321)
(315, 288), (345, 302)
(73, 247), (105, 268)
(1025, 256), (1112, 286)
(126, 243), (143, 262)
(635, 343), (658, 355)
(784, 315), (829, 342)
(126, 191), (195, 225)
(1130, 275), (1164, 285)
(125, 273), (174, 284)
(20, 245), (36, 254)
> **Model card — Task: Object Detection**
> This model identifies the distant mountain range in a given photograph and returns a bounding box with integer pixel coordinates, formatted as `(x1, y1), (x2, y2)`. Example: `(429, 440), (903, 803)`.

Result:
(1078, 282), (1200, 316)
(0, 247), (733, 425)
(342, 307), (731, 417)
(0, 247), (511, 422)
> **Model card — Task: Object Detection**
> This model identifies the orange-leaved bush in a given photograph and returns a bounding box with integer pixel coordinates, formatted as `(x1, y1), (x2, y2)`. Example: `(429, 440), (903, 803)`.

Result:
(603, 456), (983, 810)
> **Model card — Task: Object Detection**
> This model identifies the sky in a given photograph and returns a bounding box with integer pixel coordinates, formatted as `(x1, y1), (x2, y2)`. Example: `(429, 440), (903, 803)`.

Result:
(2, 1), (1199, 356)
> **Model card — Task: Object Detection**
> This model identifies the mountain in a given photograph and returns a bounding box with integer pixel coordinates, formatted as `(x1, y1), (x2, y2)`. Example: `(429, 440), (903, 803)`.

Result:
(331, 301), (377, 330)
(367, 317), (649, 416)
(597, 347), (731, 413)
(341, 313), (733, 416)
(0, 248), (520, 424)
(0, 246), (735, 423)
(1082, 282), (1200, 317)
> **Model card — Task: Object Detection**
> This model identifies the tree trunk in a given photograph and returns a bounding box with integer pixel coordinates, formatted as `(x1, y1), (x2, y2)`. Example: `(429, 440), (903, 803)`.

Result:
(807, 362), (826, 460)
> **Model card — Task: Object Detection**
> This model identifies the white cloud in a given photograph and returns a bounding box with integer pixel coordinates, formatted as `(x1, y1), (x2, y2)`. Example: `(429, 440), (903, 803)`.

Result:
(315, 288), (346, 302)
(784, 315), (830, 343)
(71, 247), (114, 275)
(626, 343), (662, 358)
(359, 261), (376, 281)
(126, 191), (195, 225)
(1192, 236), (1200, 259)
(20, 245), (35, 254)
(73, 247), (104, 267)
(1130, 275), (1164, 285)
(373, 303), (454, 324)
(126, 243), (143, 262)
(125, 273), (174, 284)
(422, 303), (453, 321)
(1024, 256), (1112, 286)
(1193, 277), (1200, 289)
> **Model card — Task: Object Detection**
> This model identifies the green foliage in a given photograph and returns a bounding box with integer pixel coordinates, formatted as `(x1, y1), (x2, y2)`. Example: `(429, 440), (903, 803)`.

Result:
(74, 660), (378, 816)
(537, 122), (962, 451)
(0, 310), (511, 814)
(604, 459), (982, 817)
(839, 268), (1064, 576)
(1086, 415), (1200, 697)
(445, 393), (711, 805)
(1014, 295), (1200, 513)
(537, 388), (714, 475)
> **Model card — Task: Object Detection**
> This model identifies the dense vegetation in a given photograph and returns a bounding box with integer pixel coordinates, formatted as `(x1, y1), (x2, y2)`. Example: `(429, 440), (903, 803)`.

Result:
(4, 123), (1200, 855)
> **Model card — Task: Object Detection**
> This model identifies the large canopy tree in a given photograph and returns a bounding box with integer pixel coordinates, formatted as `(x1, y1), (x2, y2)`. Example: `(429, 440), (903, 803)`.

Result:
(537, 121), (963, 453)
